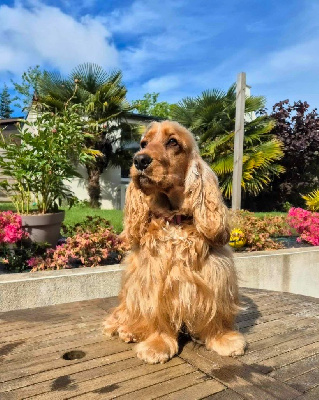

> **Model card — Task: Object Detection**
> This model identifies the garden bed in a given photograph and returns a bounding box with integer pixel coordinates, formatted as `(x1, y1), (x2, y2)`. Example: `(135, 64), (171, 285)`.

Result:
(1, 246), (318, 312)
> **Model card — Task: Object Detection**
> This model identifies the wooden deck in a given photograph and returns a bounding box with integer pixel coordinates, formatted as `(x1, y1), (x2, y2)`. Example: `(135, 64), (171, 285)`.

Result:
(0, 288), (318, 399)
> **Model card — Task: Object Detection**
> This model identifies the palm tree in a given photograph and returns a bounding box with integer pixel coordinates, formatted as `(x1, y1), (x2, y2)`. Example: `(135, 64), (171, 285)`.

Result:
(172, 85), (285, 199)
(37, 63), (135, 207)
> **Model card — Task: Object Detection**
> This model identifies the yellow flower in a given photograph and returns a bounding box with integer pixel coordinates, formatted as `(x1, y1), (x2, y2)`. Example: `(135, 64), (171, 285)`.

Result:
(229, 228), (246, 248)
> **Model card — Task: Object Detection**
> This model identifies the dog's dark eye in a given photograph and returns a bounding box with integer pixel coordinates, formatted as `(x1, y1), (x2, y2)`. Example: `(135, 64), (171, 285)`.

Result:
(167, 138), (178, 147)
(140, 141), (147, 149)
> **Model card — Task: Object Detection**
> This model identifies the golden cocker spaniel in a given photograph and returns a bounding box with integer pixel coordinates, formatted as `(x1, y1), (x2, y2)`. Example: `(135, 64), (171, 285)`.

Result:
(103, 121), (246, 364)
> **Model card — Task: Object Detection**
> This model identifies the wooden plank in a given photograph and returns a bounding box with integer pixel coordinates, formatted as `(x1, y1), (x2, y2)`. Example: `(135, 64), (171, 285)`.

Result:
(1, 354), (144, 399)
(239, 297), (302, 315)
(242, 330), (319, 364)
(285, 368), (319, 393)
(271, 354), (319, 382)
(0, 349), (135, 392)
(1, 332), (104, 364)
(245, 317), (318, 343)
(0, 339), (129, 381)
(298, 385), (319, 399)
(156, 378), (226, 400)
(263, 341), (319, 369)
(29, 357), (185, 400)
(202, 389), (245, 399)
(179, 343), (300, 400)
(116, 371), (212, 400)
(0, 308), (106, 337)
(74, 363), (203, 400)
(0, 310), (106, 341)
(0, 296), (117, 328)
(0, 320), (102, 350)
(237, 307), (302, 330)
(245, 320), (319, 353)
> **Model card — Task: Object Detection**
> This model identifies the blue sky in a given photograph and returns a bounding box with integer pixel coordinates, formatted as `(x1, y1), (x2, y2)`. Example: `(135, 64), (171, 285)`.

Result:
(1, 0), (319, 116)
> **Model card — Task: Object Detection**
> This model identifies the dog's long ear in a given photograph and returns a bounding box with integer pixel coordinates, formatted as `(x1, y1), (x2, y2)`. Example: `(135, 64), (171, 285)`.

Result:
(122, 181), (149, 247)
(185, 152), (230, 246)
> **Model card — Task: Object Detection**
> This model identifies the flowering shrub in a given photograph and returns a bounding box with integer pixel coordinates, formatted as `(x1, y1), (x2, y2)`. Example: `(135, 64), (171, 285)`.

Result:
(0, 211), (27, 244)
(287, 208), (319, 246)
(29, 227), (127, 271)
(229, 210), (292, 251)
(0, 211), (46, 272)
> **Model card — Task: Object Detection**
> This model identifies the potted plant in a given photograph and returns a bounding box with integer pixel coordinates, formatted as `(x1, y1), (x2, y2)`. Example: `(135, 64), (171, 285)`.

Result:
(0, 104), (97, 246)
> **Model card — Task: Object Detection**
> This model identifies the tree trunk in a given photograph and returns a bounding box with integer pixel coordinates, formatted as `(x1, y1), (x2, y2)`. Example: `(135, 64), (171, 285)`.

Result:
(87, 165), (101, 208)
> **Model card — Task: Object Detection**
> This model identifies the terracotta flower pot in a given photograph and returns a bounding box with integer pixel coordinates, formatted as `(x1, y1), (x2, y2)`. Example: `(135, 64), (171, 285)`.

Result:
(21, 211), (65, 247)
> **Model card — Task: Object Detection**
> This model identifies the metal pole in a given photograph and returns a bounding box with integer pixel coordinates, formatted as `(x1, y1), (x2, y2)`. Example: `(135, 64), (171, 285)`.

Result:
(232, 72), (246, 210)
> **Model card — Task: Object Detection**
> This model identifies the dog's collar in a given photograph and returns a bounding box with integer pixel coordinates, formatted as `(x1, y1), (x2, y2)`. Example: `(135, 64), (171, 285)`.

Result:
(151, 213), (192, 225)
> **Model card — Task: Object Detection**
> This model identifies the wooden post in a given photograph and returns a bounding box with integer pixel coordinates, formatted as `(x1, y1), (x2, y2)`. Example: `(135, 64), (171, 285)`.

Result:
(232, 72), (246, 210)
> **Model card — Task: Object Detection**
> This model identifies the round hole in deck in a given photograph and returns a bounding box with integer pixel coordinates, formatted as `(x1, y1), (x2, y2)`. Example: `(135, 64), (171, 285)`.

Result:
(62, 350), (86, 360)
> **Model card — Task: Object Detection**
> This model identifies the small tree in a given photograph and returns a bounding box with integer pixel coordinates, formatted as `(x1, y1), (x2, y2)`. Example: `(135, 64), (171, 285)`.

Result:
(270, 100), (319, 207)
(0, 84), (13, 118)
(12, 65), (44, 113)
(132, 92), (174, 119)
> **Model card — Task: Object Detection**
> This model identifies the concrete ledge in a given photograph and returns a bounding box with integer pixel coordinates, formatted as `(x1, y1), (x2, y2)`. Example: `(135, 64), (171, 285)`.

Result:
(0, 265), (125, 312)
(1, 247), (318, 312)
(236, 246), (319, 298)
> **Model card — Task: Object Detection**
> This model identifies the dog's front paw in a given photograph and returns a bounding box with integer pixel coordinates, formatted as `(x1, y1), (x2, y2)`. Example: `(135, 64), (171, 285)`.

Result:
(206, 331), (246, 357)
(102, 315), (119, 338)
(135, 333), (178, 364)
(118, 327), (137, 343)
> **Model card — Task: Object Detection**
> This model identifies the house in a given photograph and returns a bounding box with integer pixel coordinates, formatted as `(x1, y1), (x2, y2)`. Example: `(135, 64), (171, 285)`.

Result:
(0, 117), (23, 201)
(66, 113), (163, 209)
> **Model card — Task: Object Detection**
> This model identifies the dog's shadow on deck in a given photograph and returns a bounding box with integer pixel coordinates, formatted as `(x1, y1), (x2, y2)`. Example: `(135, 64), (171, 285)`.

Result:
(237, 293), (262, 335)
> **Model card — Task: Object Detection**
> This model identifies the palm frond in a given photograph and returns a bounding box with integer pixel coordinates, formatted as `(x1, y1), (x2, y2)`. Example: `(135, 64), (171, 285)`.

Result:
(302, 189), (319, 211)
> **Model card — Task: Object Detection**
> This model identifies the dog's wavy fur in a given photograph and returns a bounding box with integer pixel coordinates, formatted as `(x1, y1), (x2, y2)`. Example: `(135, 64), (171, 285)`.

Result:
(103, 121), (246, 364)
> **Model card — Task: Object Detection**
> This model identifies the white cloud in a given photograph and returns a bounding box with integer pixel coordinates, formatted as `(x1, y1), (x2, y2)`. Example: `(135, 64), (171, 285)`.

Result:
(109, 1), (159, 34)
(142, 75), (181, 93)
(248, 38), (319, 85)
(0, 2), (118, 77)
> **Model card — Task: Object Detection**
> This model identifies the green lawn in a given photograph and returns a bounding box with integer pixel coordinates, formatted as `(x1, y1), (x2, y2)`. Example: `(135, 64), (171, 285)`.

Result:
(0, 202), (15, 211)
(61, 206), (123, 233)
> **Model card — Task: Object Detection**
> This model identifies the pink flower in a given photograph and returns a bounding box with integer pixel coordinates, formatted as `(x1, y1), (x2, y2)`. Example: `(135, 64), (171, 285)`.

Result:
(0, 211), (27, 244)
(27, 257), (38, 267)
(288, 207), (319, 246)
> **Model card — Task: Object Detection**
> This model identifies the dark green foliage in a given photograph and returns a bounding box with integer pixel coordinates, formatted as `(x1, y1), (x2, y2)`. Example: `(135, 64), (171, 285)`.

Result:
(0, 241), (49, 273)
(0, 84), (13, 118)
(271, 100), (319, 206)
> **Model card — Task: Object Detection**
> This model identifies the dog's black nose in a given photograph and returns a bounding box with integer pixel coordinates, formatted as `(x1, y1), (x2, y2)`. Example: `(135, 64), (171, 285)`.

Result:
(133, 154), (152, 170)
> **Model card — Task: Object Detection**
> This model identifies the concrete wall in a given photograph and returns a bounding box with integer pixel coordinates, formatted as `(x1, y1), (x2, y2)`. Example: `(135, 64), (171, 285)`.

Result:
(1, 247), (318, 312)
(236, 247), (319, 298)
(0, 265), (124, 312)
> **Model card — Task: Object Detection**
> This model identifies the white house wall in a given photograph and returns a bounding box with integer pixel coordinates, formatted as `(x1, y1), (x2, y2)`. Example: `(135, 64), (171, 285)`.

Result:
(66, 164), (122, 209)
